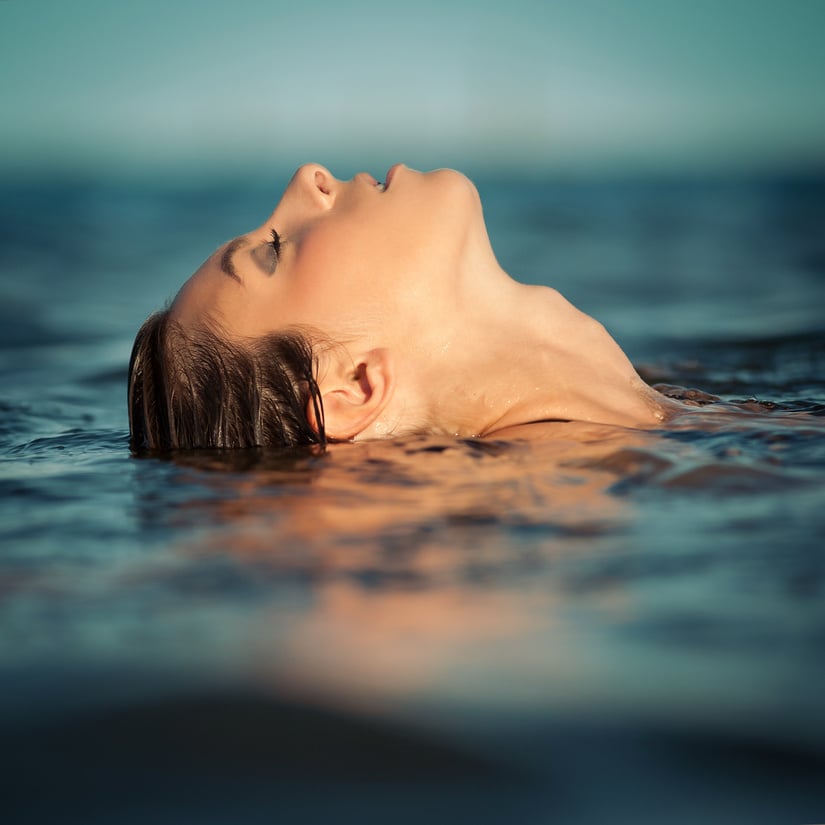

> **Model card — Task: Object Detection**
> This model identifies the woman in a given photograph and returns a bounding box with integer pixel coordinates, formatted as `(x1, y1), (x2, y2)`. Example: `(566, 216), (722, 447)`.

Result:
(128, 163), (684, 450)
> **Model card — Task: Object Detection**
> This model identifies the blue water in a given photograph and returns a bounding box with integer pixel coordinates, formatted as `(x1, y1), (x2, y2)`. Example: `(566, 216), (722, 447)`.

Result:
(2, 170), (825, 823)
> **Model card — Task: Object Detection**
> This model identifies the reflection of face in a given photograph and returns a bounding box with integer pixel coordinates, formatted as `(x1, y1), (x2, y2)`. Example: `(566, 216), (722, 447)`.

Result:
(171, 163), (492, 342)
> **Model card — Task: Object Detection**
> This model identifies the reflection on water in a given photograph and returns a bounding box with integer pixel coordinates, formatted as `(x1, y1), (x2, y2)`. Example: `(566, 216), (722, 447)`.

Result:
(134, 414), (825, 736)
(2, 176), (825, 823)
(169, 429), (633, 552)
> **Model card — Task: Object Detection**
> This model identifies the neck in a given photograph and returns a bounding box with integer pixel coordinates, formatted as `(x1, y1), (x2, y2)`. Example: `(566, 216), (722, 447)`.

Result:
(388, 265), (676, 437)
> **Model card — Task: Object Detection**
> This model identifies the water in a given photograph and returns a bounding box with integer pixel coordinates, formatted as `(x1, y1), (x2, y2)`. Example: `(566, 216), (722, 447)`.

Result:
(2, 170), (825, 823)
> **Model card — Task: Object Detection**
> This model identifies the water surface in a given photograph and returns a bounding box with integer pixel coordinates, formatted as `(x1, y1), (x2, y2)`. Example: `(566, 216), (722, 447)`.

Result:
(2, 171), (824, 823)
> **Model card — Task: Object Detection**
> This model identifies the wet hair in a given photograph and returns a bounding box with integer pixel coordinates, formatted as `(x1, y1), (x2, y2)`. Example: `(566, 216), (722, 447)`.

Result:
(127, 311), (326, 452)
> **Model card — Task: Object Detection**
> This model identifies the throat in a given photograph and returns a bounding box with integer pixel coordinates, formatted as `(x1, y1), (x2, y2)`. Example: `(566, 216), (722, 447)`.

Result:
(454, 285), (672, 434)
(391, 279), (673, 439)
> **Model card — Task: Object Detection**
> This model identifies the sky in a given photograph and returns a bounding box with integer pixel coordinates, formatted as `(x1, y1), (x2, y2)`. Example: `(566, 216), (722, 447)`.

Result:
(2, 0), (825, 179)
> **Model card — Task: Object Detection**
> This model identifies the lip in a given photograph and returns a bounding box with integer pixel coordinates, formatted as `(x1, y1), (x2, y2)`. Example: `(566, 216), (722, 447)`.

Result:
(384, 163), (403, 191)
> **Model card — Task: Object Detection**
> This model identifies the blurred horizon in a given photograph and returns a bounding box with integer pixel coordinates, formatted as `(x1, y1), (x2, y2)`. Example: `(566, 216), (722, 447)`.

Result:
(2, 0), (825, 183)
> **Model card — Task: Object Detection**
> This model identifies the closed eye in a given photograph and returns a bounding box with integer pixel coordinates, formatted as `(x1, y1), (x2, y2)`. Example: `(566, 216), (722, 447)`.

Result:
(268, 228), (282, 261)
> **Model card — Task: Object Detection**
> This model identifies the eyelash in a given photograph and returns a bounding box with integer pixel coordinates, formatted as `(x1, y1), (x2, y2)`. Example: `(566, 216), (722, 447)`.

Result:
(268, 229), (282, 259)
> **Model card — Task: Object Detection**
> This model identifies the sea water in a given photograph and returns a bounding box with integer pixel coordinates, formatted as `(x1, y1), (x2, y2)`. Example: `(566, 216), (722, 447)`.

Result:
(1, 170), (824, 823)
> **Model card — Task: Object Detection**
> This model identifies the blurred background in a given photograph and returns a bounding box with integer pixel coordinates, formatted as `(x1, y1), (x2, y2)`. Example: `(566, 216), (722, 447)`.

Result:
(3, 3), (825, 824)
(3, 0), (825, 182)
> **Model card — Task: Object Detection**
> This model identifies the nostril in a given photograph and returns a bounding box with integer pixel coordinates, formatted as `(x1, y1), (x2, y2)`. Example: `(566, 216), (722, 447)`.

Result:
(314, 170), (331, 196)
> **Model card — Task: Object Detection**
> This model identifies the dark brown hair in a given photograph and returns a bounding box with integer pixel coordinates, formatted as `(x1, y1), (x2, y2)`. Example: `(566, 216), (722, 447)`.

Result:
(127, 311), (326, 452)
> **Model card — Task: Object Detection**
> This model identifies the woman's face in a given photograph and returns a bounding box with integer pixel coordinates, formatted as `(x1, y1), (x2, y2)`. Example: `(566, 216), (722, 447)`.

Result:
(171, 163), (491, 344)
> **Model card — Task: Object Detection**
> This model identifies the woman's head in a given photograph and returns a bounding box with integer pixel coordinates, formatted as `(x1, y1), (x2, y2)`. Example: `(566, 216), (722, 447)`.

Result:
(128, 163), (498, 451)
(170, 162), (487, 341)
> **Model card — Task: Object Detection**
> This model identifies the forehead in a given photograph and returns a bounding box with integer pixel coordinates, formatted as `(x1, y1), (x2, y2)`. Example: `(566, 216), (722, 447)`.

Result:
(170, 245), (241, 329)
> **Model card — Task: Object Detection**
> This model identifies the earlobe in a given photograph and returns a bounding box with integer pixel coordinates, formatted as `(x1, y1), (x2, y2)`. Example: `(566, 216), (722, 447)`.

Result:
(307, 348), (395, 441)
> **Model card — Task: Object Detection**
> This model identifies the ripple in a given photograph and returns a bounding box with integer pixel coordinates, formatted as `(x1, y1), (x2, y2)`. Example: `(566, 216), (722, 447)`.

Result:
(8, 428), (128, 458)
(660, 462), (803, 493)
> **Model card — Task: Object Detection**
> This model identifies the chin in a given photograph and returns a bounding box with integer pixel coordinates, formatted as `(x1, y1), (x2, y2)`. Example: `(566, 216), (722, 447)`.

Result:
(427, 167), (481, 210)
(430, 166), (475, 186)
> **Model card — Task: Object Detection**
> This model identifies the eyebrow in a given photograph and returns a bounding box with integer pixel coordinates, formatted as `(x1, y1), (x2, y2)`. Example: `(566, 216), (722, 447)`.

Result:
(220, 237), (248, 284)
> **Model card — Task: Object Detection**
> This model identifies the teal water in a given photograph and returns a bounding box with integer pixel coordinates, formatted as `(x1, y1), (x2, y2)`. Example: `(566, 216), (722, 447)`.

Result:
(2, 171), (825, 823)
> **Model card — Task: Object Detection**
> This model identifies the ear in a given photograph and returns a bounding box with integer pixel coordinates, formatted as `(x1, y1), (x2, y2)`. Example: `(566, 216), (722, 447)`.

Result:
(307, 348), (395, 441)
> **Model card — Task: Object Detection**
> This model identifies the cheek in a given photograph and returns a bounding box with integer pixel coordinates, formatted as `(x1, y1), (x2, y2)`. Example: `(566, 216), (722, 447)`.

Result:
(293, 222), (367, 293)
(286, 234), (377, 329)
(297, 207), (418, 291)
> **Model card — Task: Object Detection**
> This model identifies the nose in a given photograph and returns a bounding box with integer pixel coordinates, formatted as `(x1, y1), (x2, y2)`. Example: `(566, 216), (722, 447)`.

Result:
(270, 163), (339, 229)
(290, 163), (338, 208)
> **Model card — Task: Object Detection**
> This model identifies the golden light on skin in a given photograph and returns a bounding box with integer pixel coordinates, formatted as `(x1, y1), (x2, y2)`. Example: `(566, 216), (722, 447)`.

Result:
(170, 163), (682, 443)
